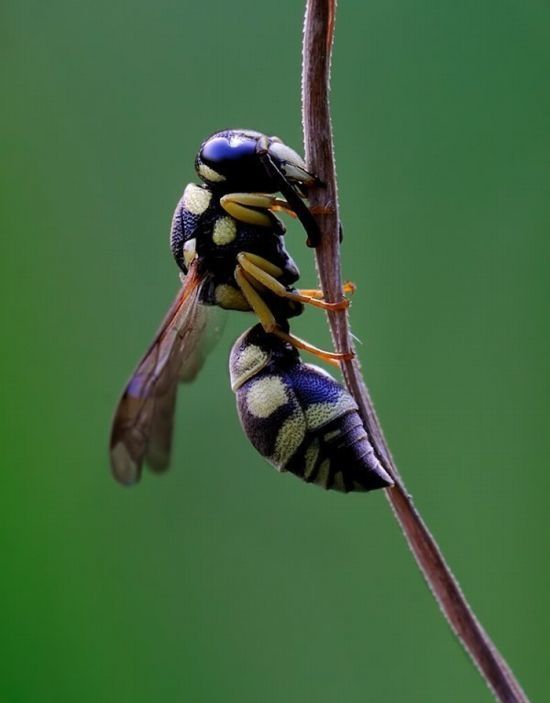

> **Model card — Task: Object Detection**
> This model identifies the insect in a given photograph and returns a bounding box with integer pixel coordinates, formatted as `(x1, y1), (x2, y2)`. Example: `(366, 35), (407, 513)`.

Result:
(230, 324), (393, 492)
(110, 129), (353, 486)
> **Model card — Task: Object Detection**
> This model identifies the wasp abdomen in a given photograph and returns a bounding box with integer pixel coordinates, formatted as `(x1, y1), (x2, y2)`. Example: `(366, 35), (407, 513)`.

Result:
(285, 411), (386, 492)
(230, 326), (393, 493)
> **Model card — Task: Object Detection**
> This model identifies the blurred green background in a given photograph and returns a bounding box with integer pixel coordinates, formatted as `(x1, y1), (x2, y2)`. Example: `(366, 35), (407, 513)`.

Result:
(2, 1), (548, 701)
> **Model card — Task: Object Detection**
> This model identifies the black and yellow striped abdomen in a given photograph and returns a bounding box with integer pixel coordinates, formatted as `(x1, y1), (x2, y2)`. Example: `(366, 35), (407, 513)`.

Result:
(230, 326), (393, 493)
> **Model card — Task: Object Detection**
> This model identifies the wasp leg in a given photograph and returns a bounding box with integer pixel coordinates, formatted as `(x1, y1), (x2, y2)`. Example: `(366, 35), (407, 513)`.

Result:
(220, 193), (293, 227)
(255, 136), (322, 248)
(234, 266), (353, 364)
(309, 205), (334, 216)
(272, 329), (354, 364)
(237, 252), (349, 312)
(297, 281), (356, 300)
(221, 194), (339, 230)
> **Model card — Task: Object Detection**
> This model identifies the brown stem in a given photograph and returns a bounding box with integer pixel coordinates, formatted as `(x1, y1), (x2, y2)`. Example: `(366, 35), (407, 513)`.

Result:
(301, 1), (529, 701)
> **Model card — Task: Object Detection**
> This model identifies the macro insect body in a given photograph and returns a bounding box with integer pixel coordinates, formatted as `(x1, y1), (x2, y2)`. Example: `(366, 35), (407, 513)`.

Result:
(230, 325), (392, 491)
(110, 128), (393, 493)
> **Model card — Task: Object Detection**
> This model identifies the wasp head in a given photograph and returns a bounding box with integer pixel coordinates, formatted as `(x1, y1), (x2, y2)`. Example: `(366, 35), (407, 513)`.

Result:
(195, 129), (319, 194)
(196, 129), (323, 246)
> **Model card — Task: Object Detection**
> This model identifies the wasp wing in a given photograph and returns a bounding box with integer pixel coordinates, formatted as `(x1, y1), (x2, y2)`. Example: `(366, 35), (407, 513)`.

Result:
(178, 300), (226, 383)
(146, 300), (226, 473)
(110, 261), (213, 485)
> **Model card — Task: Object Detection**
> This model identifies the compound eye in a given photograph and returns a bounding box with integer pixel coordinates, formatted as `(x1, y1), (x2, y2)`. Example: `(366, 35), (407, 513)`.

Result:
(201, 136), (257, 166)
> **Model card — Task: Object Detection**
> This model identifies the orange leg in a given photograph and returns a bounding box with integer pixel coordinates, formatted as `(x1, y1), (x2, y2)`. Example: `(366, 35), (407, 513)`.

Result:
(234, 266), (353, 365)
(237, 252), (350, 312)
(298, 281), (356, 300)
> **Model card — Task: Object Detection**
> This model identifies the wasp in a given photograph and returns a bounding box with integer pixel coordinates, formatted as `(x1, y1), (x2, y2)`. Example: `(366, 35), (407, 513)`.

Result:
(230, 324), (393, 492)
(110, 129), (355, 486)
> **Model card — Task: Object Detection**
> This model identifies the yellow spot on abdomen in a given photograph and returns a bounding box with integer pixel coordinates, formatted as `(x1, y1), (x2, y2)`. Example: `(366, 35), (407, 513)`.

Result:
(183, 184), (212, 215)
(246, 376), (288, 418)
(316, 459), (331, 488)
(332, 471), (346, 492)
(213, 216), (237, 245)
(231, 344), (269, 390)
(303, 438), (320, 479)
(273, 410), (306, 467)
(305, 396), (357, 430)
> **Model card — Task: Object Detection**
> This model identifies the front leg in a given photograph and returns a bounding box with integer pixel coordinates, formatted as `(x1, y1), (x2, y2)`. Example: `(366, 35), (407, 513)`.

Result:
(220, 192), (293, 228)
(255, 135), (322, 247)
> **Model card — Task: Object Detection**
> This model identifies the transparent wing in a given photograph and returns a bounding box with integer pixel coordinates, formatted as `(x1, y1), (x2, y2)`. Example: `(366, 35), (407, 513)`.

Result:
(178, 301), (226, 382)
(146, 301), (226, 472)
(110, 261), (219, 485)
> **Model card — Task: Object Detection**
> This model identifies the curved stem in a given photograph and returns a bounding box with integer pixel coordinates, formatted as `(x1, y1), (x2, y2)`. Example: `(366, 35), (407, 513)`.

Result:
(301, 2), (529, 701)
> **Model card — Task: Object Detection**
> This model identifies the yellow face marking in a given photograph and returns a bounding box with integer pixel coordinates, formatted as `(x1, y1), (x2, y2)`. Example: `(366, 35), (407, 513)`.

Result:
(246, 376), (288, 419)
(273, 410), (306, 467)
(303, 438), (320, 479)
(212, 216), (237, 245)
(316, 459), (331, 488)
(231, 344), (269, 391)
(214, 284), (249, 311)
(305, 396), (357, 430)
(182, 184), (211, 215)
(198, 163), (226, 183)
(269, 142), (307, 171)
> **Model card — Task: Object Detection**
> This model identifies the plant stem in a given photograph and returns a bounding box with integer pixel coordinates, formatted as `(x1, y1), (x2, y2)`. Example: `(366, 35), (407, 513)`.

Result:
(301, 2), (529, 701)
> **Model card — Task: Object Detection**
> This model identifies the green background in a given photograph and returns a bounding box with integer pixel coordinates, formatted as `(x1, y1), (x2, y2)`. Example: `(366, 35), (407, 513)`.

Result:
(2, 1), (548, 701)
